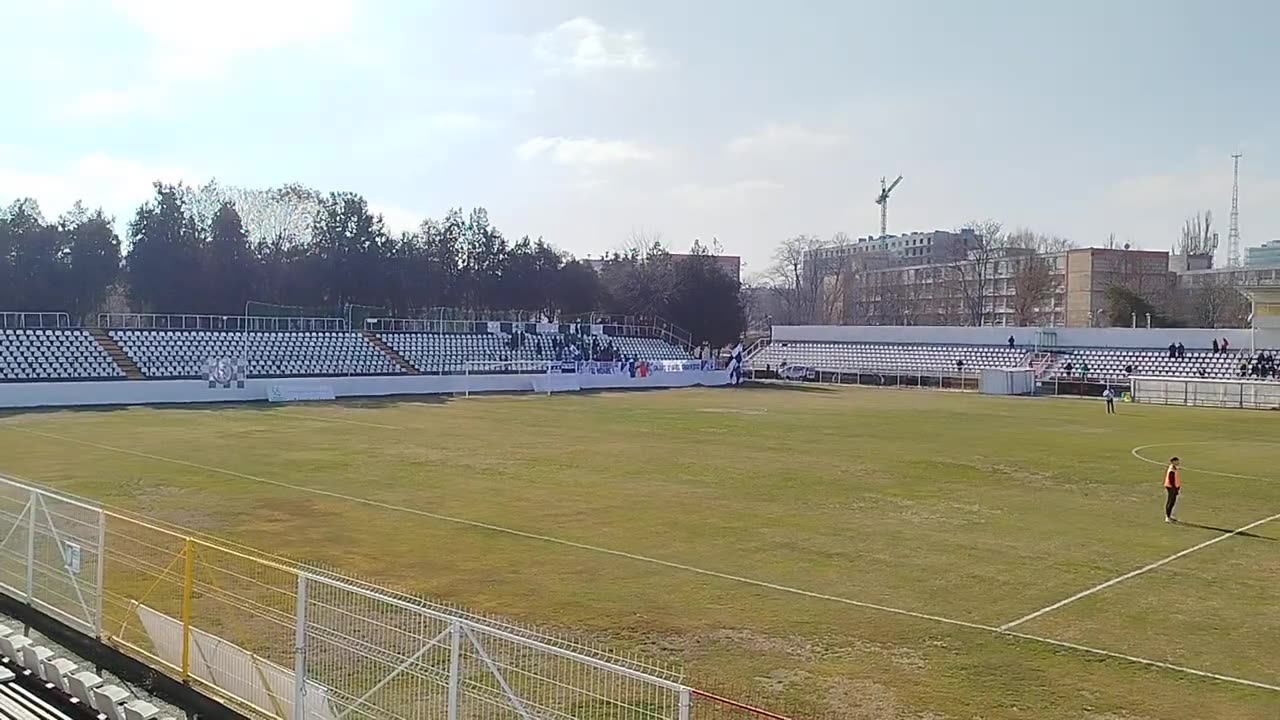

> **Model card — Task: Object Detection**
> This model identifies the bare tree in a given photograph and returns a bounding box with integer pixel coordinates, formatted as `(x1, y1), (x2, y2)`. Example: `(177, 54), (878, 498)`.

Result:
(767, 234), (830, 324)
(1009, 254), (1059, 326)
(1176, 211), (1219, 271)
(1002, 229), (1072, 326)
(1184, 272), (1248, 328)
(1006, 228), (1074, 254)
(621, 228), (666, 260)
(942, 219), (1004, 326)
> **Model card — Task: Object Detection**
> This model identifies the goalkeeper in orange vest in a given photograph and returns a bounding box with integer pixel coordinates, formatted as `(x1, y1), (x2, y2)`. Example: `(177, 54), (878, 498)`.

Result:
(1164, 457), (1181, 523)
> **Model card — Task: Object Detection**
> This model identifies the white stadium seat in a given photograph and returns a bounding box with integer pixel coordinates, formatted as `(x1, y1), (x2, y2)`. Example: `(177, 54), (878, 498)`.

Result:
(379, 331), (692, 374)
(0, 328), (124, 382)
(750, 341), (1027, 375)
(109, 330), (403, 379)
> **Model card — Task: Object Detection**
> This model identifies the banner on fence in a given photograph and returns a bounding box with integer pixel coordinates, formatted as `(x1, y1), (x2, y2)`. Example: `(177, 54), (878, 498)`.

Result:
(267, 384), (337, 402)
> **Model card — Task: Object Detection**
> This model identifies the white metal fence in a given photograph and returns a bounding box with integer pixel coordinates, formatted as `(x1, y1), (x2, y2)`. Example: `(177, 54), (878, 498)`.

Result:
(1131, 375), (1280, 409)
(0, 476), (707, 720)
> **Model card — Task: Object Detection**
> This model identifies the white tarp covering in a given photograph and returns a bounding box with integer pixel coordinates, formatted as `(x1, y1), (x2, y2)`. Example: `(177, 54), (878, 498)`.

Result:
(979, 368), (1036, 395)
(137, 604), (335, 719)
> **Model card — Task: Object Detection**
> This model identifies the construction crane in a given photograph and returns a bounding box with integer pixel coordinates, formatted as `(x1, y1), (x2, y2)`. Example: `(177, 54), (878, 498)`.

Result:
(875, 175), (903, 237)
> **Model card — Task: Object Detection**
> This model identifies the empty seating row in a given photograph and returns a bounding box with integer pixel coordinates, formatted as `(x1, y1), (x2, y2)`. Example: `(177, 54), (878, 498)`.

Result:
(611, 337), (691, 361)
(1042, 348), (1248, 383)
(0, 329), (123, 382)
(749, 342), (1026, 374)
(111, 330), (402, 378)
(0, 623), (172, 719)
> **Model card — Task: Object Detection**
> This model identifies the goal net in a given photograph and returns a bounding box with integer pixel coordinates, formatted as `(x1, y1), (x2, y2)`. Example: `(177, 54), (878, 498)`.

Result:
(460, 360), (564, 397)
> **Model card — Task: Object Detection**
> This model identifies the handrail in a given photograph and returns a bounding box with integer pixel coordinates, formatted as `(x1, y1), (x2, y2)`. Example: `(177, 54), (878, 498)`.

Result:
(0, 311), (72, 329)
(97, 313), (347, 331)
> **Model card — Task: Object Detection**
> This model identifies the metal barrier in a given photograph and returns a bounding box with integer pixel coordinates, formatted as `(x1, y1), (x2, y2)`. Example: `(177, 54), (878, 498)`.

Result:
(751, 366), (982, 392)
(0, 311), (71, 329)
(0, 477), (790, 720)
(97, 313), (347, 331)
(1131, 375), (1280, 409)
(0, 477), (104, 636)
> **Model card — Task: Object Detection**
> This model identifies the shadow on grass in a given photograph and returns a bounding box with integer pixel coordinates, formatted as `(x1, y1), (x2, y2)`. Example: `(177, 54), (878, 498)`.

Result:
(1180, 521), (1278, 542)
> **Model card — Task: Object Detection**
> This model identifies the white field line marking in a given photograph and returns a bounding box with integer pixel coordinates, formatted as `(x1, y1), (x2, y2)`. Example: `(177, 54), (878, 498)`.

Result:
(0, 425), (989, 633)
(266, 410), (405, 430)
(1001, 630), (1280, 693)
(5, 423), (1280, 693)
(999, 510), (1280, 630)
(999, 442), (1280, 631)
(1131, 441), (1279, 482)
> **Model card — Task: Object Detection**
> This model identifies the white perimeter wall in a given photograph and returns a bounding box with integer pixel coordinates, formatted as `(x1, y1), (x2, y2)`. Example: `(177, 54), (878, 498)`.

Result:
(771, 325), (1259, 349)
(0, 371), (731, 410)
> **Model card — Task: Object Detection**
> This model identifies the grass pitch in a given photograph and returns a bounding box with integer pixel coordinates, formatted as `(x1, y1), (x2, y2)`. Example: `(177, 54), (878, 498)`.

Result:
(0, 385), (1277, 719)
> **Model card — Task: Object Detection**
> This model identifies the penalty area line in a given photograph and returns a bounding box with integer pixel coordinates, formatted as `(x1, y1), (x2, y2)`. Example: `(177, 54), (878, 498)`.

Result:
(999, 509), (1280, 631)
(4, 423), (1278, 694)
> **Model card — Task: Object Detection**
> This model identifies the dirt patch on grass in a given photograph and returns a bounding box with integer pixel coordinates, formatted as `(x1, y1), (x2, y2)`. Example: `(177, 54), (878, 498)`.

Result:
(645, 627), (928, 671)
(697, 407), (769, 415)
(825, 677), (950, 719)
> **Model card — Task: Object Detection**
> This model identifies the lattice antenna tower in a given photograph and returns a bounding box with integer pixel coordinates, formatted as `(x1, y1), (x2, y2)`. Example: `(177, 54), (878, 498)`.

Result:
(1227, 153), (1242, 266)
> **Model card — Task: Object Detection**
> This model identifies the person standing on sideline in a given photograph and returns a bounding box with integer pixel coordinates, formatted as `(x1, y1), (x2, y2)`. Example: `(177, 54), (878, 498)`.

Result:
(1103, 386), (1116, 413)
(1164, 457), (1182, 523)
(1222, 337), (1230, 352)
(1007, 335), (1015, 349)
(1212, 338), (1220, 353)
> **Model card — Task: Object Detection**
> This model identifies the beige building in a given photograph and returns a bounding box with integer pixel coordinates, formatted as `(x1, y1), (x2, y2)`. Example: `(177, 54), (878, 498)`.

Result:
(832, 247), (1175, 328)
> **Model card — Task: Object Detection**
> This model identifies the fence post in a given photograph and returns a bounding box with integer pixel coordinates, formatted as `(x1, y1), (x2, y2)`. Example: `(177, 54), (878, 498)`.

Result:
(678, 688), (691, 720)
(293, 574), (308, 720)
(94, 510), (106, 638)
(447, 620), (462, 720)
(25, 491), (36, 604)
(181, 538), (195, 683)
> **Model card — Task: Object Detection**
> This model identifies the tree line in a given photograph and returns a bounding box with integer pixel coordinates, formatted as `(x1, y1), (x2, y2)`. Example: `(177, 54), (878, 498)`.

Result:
(0, 183), (745, 346)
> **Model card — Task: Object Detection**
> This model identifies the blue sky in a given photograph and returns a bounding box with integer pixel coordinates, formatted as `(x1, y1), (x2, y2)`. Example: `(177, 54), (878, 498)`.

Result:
(2, 0), (1277, 275)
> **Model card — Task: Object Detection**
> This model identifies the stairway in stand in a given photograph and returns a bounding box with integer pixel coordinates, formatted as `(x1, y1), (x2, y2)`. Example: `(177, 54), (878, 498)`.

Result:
(1029, 351), (1056, 378)
(362, 331), (421, 374)
(88, 328), (145, 380)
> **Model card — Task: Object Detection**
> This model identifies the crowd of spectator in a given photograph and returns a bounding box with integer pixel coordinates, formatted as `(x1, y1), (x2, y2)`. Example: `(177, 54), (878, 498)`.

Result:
(1241, 352), (1279, 379)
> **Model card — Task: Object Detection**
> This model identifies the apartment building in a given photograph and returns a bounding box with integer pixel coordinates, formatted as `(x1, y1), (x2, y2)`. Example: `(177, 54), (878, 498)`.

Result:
(833, 247), (1174, 327)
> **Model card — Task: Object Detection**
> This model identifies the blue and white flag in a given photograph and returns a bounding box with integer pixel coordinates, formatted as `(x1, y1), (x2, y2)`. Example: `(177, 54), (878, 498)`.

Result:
(726, 341), (745, 385)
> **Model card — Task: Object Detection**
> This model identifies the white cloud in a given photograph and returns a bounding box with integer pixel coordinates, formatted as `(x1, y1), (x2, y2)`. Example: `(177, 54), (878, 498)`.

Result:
(64, 0), (355, 121)
(726, 125), (851, 155)
(533, 17), (656, 72)
(1102, 164), (1280, 257)
(516, 136), (655, 168)
(59, 86), (160, 122)
(425, 111), (490, 132)
(111, 0), (355, 78)
(672, 180), (783, 207)
(0, 153), (193, 222)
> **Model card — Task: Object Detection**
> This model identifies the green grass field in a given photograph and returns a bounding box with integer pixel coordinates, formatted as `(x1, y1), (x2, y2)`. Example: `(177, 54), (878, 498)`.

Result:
(1, 385), (1277, 719)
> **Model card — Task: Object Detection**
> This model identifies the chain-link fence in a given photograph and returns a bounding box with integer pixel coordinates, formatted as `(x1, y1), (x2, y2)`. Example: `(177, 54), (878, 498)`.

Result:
(0, 477), (792, 720)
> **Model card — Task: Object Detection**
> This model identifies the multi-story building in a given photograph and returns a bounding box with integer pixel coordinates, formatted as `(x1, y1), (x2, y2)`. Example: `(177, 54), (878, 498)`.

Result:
(1245, 240), (1280, 267)
(805, 230), (978, 271)
(832, 247), (1174, 328)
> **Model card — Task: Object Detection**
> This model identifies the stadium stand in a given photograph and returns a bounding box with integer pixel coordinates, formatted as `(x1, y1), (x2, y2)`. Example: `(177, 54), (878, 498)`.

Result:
(381, 332), (511, 374)
(110, 330), (403, 378)
(611, 336), (691, 361)
(1040, 347), (1246, 383)
(379, 330), (691, 374)
(0, 621), (175, 720)
(0, 329), (124, 382)
(750, 341), (1028, 374)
